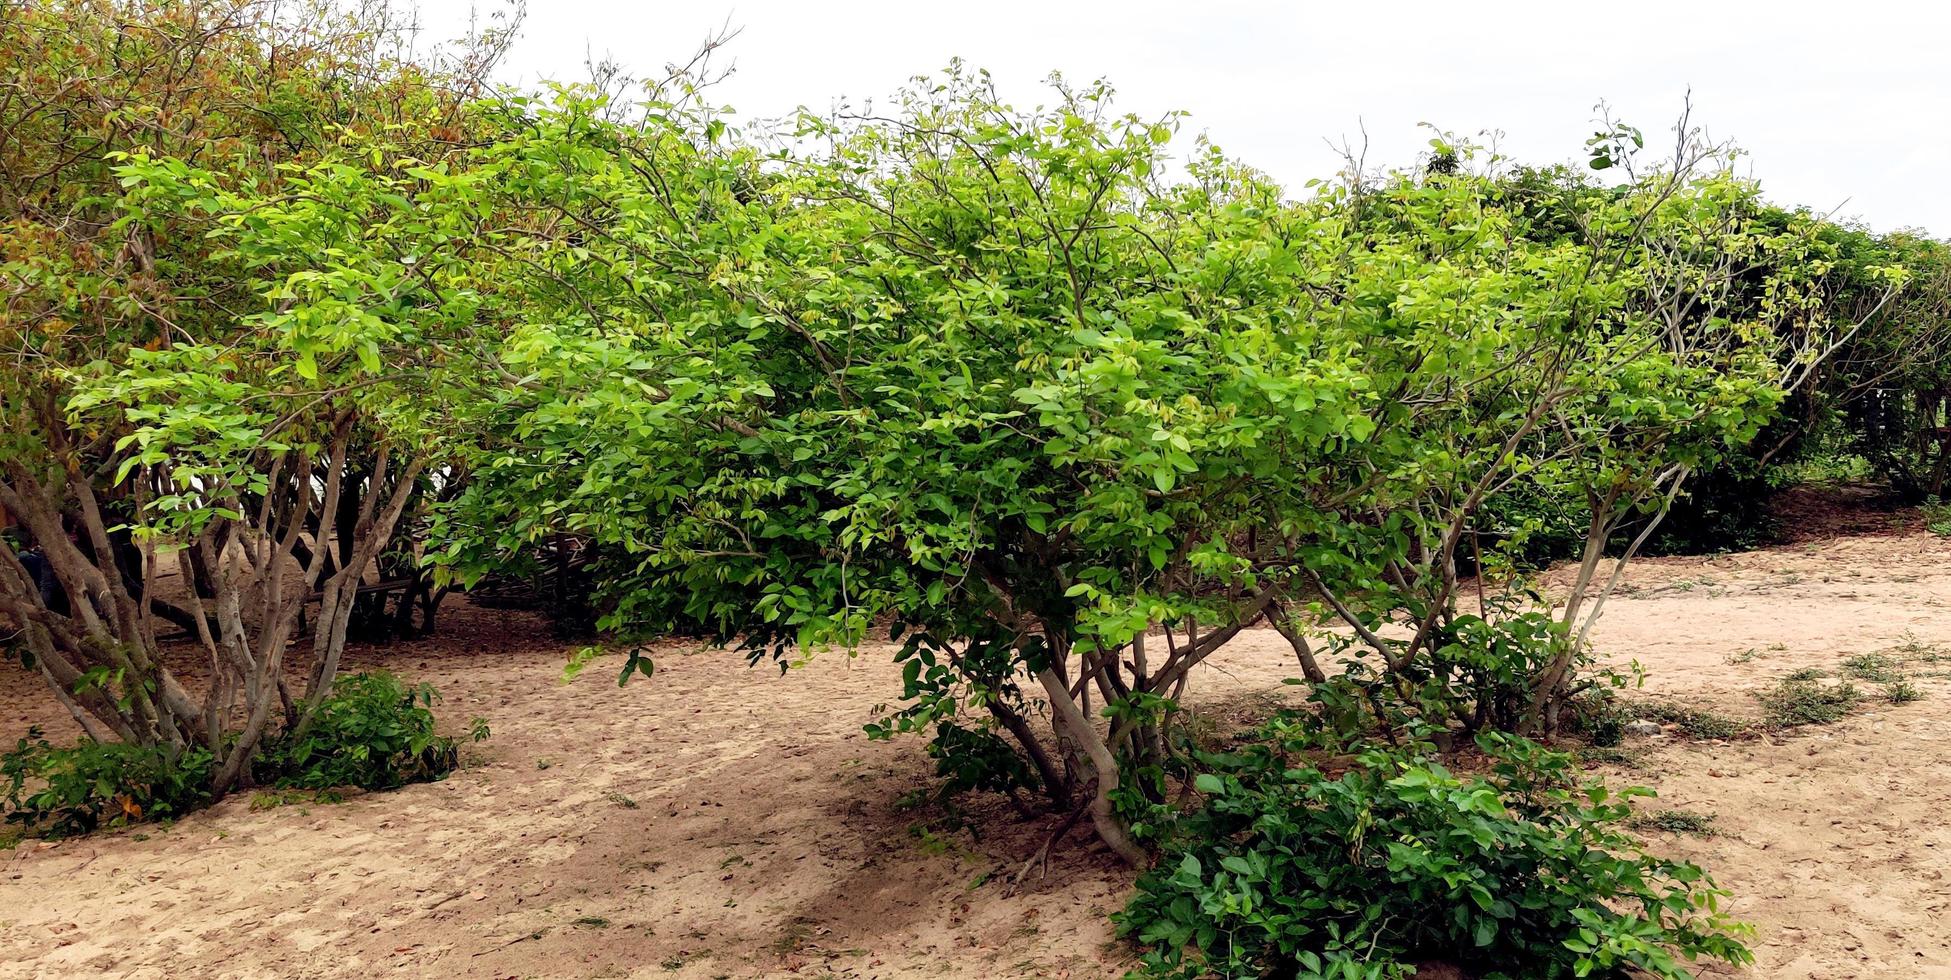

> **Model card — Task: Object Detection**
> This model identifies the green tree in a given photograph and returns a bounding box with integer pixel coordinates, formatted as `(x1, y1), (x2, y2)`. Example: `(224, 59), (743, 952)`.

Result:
(430, 74), (1865, 858)
(0, 0), (510, 791)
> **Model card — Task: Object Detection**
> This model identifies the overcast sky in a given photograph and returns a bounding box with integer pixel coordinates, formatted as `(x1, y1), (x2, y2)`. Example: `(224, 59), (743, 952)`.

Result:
(415, 0), (1950, 235)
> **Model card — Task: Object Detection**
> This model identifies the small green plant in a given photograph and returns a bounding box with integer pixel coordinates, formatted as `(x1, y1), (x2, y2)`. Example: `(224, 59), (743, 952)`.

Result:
(1923, 500), (1951, 538)
(2, 729), (213, 837)
(1117, 732), (1752, 980)
(1840, 654), (1899, 683)
(606, 791), (639, 809)
(1885, 679), (1925, 704)
(1756, 677), (1860, 728)
(1723, 648), (1764, 665)
(1774, 453), (1872, 486)
(1624, 701), (1752, 741)
(1564, 690), (1624, 747)
(906, 823), (968, 857)
(1887, 633), (1949, 663)
(1782, 667), (1826, 682)
(256, 671), (484, 792)
(1631, 809), (1719, 836)
(248, 788), (338, 811)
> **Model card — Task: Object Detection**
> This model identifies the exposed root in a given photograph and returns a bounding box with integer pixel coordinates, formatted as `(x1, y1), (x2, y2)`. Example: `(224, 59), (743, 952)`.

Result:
(1005, 800), (1091, 893)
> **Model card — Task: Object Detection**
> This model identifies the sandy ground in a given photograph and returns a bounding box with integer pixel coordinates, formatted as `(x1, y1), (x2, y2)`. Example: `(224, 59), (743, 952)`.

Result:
(2, 497), (1949, 979)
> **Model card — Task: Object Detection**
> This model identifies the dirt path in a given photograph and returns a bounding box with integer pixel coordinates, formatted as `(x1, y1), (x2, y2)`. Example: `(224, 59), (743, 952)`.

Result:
(2, 525), (1949, 979)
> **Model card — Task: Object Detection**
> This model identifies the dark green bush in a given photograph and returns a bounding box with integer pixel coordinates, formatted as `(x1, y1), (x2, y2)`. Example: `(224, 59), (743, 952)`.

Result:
(1637, 458), (1780, 556)
(2, 672), (486, 838)
(1116, 732), (1752, 980)
(258, 671), (486, 791)
(926, 722), (1039, 797)
(1471, 458), (1780, 571)
(1, 728), (213, 837)
(1471, 483), (1589, 571)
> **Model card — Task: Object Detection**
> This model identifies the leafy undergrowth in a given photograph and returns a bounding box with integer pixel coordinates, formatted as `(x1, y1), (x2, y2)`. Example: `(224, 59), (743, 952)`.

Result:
(1116, 727), (1753, 980)
(1, 671), (486, 839)
(1630, 809), (1719, 836)
(0, 734), (215, 838)
(1754, 677), (1860, 728)
(1924, 501), (1951, 538)
(254, 671), (488, 791)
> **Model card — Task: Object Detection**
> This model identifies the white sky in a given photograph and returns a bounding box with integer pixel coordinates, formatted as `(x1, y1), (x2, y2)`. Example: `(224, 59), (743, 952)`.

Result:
(415, 0), (1951, 235)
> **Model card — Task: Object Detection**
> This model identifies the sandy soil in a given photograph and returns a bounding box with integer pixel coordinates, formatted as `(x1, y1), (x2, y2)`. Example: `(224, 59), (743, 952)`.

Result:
(2, 498), (1949, 979)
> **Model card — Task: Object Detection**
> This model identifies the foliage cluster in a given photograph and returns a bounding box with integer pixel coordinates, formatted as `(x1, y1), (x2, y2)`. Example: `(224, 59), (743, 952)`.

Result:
(386, 73), (1893, 863)
(1, 728), (213, 837)
(255, 671), (487, 792)
(1, 671), (481, 837)
(1755, 676), (1859, 728)
(1115, 729), (1752, 979)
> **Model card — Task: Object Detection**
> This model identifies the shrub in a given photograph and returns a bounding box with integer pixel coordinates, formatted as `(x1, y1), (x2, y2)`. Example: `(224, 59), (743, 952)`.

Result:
(1756, 677), (1860, 728)
(1, 674), (484, 839)
(1471, 483), (1590, 571)
(257, 672), (486, 791)
(1117, 732), (1752, 980)
(0, 0), (511, 800)
(925, 722), (1040, 798)
(1924, 501), (1951, 538)
(1637, 458), (1781, 556)
(1562, 689), (1626, 747)
(1, 729), (213, 837)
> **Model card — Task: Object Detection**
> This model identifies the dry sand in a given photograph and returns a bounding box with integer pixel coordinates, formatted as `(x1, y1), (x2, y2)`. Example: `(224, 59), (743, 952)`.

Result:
(2, 497), (1948, 979)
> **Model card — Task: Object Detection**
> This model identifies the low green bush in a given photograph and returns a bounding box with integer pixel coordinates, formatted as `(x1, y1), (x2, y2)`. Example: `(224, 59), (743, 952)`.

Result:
(1924, 500), (1951, 538)
(1, 729), (213, 837)
(1840, 654), (1898, 683)
(2, 671), (485, 839)
(257, 671), (486, 791)
(1755, 677), (1859, 728)
(1116, 731), (1752, 980)
(924, 722), (1040, 798)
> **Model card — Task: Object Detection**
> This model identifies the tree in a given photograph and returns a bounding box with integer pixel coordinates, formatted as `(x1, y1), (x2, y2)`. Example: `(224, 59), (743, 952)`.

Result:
(428, 73), (1863, 860)
(1829, 233), (1951, 499)
(0, 0), (510, 791)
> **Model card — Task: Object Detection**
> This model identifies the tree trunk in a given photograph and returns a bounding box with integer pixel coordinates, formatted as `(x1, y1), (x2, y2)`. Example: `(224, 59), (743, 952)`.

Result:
(989, 698), (1072, 804)
(1036, 668), (1149, 868)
